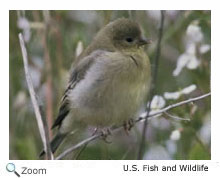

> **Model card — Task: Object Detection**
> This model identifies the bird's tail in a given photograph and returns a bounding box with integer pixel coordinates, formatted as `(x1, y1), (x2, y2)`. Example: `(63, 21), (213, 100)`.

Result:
(39, 132), (68, 158)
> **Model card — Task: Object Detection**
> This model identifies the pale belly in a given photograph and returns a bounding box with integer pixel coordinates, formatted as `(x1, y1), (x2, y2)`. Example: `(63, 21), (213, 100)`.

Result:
(66, 75), (150, 128)
(62, 50), (151, 130)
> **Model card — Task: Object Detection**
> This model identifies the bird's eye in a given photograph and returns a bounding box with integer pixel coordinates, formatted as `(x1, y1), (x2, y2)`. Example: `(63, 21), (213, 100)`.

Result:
(125, 37), (133, 43)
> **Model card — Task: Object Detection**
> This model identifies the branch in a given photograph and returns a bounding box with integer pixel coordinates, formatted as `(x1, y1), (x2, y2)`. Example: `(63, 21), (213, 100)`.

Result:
(42, 11), (53, 139)
(55, 92), (211, 160)
(18, 33), (53, 160)
(137, 10), (165, 159)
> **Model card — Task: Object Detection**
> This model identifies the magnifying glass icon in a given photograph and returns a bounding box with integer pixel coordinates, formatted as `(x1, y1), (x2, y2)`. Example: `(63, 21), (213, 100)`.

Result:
(6, 163), (20, 177)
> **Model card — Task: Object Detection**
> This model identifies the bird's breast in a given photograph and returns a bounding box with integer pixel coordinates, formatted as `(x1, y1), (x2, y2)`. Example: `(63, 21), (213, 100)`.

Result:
(68, 50), (151, 127)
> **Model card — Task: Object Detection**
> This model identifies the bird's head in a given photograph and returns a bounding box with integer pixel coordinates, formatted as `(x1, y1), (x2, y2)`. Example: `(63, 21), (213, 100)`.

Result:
(79, 18), (151, 60)
(94, 18), (151, 51)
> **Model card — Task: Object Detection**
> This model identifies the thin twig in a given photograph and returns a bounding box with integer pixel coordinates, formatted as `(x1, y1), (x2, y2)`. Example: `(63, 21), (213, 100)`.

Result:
(55, 92), (210, 160)
(137, 10), (165, 159)
(74, 143), (89, 160)
(42, 11), (53, 139)
(164, 111), (190, 121)
(18, 33), (53, 160)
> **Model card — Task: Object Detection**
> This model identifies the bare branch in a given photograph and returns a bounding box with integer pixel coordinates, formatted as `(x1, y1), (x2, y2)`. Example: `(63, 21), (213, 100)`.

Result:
(18, 33), (53, 160)
(137, 10), (165, 159)
(42, 11), (53, 139)
(55, 92), (211, 160)
(164, 111), (190, 121)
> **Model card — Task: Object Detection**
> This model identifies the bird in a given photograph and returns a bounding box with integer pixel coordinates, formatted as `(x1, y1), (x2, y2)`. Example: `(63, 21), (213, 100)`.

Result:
(40, 18), (151, 157)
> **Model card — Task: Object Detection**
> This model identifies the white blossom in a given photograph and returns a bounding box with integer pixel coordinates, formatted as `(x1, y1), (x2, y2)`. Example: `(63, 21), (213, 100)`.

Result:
(200, 44), (211, 54)
(140, 95), (166, 118)
(173, 53), (198, 76)
(181, 84), (197, 94)
(186, 55), (200, 69)
(164, 84), (197, 100)
(164, 91), (181, 100)
(151, 95), (166, 109)
(173, 22), (207, 77)
(186, 24), (203, 43)
(170, 130), (181, 141)
(173, 43), (200, 76)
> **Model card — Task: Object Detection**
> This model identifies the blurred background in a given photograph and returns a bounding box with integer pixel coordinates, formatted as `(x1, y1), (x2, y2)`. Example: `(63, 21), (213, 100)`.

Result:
(9, 10), (211, 160)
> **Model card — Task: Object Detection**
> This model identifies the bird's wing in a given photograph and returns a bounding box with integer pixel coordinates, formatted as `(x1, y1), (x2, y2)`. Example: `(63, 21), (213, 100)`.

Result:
(51, 50), (104, 129)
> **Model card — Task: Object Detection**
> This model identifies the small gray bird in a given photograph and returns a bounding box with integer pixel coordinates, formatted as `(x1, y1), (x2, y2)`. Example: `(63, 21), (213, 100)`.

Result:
(40, 18), (151, 156)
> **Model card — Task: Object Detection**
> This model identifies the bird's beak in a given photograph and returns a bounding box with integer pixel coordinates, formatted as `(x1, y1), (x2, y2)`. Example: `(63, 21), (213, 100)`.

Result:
(138, 37), (152, 46)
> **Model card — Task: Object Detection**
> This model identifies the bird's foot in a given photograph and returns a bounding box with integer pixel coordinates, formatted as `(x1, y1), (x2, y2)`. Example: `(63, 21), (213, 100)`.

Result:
(100, 128), (112, 144)
(123, 119), (135, 135)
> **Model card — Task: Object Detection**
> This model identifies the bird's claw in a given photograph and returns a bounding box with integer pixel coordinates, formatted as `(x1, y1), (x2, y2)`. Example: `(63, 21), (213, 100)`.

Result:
(100, 128), (112, 144)
(123, 119), (134, 135)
